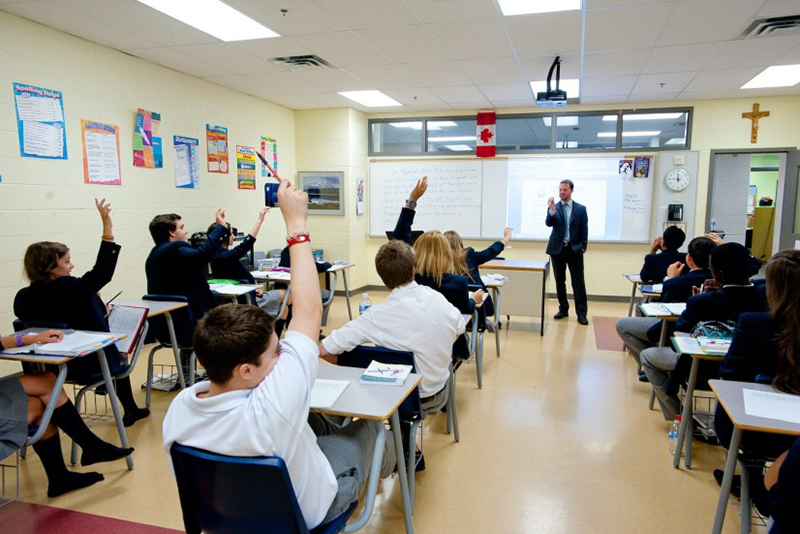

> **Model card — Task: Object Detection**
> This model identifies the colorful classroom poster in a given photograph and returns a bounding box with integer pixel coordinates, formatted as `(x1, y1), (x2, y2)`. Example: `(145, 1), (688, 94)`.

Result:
(618, 159), (633, 179)
(236, 145), (256, 190)
(260, 136), (277, 177)
(133, 109), (162, 168)
(356, 177), (365, 215)
(174, 135), (200, 189)
(81, 120), (121, 185)
(634, 156), (652, 178)
(206, 125), (229, 173)
(13, 82), (67, 159)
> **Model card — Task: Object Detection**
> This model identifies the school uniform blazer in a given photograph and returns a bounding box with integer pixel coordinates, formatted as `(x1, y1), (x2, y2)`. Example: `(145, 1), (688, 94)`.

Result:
(465, 242), (504, 317)
(660, 268), (712, 303)
(719, 312), (777, 382)
(544, 201), (588, 256)
(14, 240), (124, 377)
(639, 249), (687, 284)
(145, 223), (229, 324)
(210, 234), (257, 283)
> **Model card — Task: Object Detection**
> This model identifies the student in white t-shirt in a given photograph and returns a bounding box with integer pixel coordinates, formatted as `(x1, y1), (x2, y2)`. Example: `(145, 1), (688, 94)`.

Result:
(162, 176), (395, 529)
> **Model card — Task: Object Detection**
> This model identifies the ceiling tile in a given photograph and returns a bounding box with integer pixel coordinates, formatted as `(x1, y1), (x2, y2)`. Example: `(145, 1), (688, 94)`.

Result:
(504, 12), (583, 56)
(357, 25), (450, 64)
(519, 54), (581, 81)
(429, 85), (490, 105)
(625, 92), (679, 103)
(582, 76), (637, 97)
(297, 92), (360, 108)
(756, 0), (800, 18)
(172, 43), (281, 75)
(346, 65), (420, 89)
(404, 0), (499, 23)
(673, 90), (732, 101)
(128, 47), (233, 78)
(261, 94), (316, 110)
(382, 88), (445, 107)
(585, 3), (673, 51)
(683, 67), (762, 92)
(247, 71), (327, 95)
(407, 103), (455, 111)
(400, 61), (475, 86)
(775, 43), (800, 65)
(641, 42), (725, 74)
(578, 95), (631, 104)
(656, 0), (763, 46)
(203, 75), (260, 95)
(478, 82), (533, 101)
(296, 68), (371, 92)
(230, 38), (312, 61)
(732, 87), (795, 98)
(583, 49), (651, 78)
(631, 71), (697, 94)
(587, 0), (668, 7)
(314, 0), (418, 30)
(427, 18), (515, 60)
(226, 0), (349, 35)
(458, 57), (525, 84)
(292, 31), (390, 67)
(489, 100), (538, 108)
(705, 35), (800, 70)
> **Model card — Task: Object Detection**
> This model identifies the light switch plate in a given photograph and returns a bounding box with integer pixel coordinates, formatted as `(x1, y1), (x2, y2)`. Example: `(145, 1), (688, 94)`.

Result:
(673, 155), (684, 166)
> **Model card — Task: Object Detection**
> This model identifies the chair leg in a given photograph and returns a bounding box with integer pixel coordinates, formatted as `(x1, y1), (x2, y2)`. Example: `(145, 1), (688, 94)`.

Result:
(70, 384), (92, 466)
(189, 352), (197, 386)
(19, 447), (26, 460)
(449, 372), (460, 443)
(408, 421), (420, 511)
(648, 389), (655, 410)
(738, 460), (752, 534)
(145, 344), (160, 408)
(494, 326), (501, 358)
(476, 333), (484, 389)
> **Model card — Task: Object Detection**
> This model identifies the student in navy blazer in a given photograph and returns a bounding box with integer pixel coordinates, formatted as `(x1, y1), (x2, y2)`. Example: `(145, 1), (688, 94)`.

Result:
(639, 225), (687, 284)
(14, 199), (149, 427)
(658, 236), (716, 303)
(145, 209), (230, 344)
(545, 179), (589, 324)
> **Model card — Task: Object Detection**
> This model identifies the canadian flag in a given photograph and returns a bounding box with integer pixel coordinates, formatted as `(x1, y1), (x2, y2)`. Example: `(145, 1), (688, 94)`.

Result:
(476, 111), (496, 157)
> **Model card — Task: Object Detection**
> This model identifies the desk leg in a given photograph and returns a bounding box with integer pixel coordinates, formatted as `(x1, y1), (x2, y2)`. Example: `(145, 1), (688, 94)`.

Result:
(342, 425), (387, 533)
(713, 427), (742, 534)
(540, 265), (548, 337)
(164, 311), (186, 389)
(658, 319), (668, 348)
(673, 358), (698, 469)
(391, 411), (414, 534)
(628, 283), (637, 317)
(96, 349), (134, 470)
(277, 286), (292, 326)
(492, 287), (501, 358)
(343, 270), (353, 321)
(24, 364), (67, 447)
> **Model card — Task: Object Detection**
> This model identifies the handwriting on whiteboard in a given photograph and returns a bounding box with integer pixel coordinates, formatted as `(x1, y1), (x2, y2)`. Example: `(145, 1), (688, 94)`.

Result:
(623, 193), (646, 214)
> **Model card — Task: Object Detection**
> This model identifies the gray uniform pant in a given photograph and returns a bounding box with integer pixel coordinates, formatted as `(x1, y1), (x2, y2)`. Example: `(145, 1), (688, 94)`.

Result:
(641, 347), (681, 420)
(615, 317), (660, 364)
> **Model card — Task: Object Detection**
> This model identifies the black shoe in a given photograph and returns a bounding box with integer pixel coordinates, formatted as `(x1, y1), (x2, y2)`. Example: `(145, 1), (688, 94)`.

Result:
(577, 316), (588, 325)
(638, 371), (649, 383)
(415, 451), (426, 472)
(554, 311), (569, 320)
(714, 469), (741, 498)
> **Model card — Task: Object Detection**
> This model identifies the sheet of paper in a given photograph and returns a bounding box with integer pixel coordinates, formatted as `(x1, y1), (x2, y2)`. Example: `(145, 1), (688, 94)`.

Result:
(37, 331), (112, 353)
(743, 389), (800, 425)
(15, 94), (64, 122)
(310, 379), (349, 408)
(23, 121), (64, 157)
(83, 125), (120, 184)
(174, 144), (192, 187)
(664, 303), (686, 315)
(625, 273), (642, 282)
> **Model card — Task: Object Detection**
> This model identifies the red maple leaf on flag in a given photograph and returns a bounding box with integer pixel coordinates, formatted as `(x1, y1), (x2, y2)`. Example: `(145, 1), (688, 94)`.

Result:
(479, 128), (494, 143)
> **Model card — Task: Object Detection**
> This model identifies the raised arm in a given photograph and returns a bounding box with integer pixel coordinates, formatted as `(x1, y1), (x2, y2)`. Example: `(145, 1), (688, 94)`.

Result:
(391, 176), (427, 243)
(178, 209), (229, 265)
(223, 208), (269, 260)
(545, 197), (556, 227)
(280, 179), (322, 340)
(74, 199), (122, 295)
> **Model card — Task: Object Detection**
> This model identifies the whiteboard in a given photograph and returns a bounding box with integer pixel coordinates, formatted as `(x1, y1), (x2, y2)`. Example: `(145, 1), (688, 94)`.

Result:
(368, 156), (653, 242)
(369, 160), (483, 237)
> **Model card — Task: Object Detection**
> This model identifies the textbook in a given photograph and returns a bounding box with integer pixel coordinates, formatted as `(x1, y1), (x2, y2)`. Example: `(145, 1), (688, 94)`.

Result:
(696, 337), (732, 355)
(359, 361), (412, 386)
(108, 305), (149, 354)
(3, 331), (117, 356)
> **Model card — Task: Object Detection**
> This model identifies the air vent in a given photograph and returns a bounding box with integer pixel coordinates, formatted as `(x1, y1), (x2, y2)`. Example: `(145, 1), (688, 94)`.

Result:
(739, 15), (800, 39)
(272, 55), (335, 72)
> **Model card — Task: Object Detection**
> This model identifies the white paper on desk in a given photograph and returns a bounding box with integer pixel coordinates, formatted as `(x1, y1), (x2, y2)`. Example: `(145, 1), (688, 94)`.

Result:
(209, 283), (253, 296)
(664, 303), (686, 315)
(743, 389), (800, 425)
(640, 303), (671, 316)
(481, 274), (507, 284)
(651, 284), (663, 293)
(625, 273), (642, 283)
(310, 379), (349, 409)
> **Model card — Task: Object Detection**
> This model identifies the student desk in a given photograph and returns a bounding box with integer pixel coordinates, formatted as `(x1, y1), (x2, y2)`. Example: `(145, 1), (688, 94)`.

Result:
(313, 364), (421, 534)
(623, 273), (643, 317)
(481, 276), (505, 360)
(115, 299), (189, 406)
(639, 284), (662, 300)
(709, 380), (800, 534)
(209, 283), (263, 304)
(670, 336), (727, 469)
(639, 303), (685, 348)
(480, 260), (549, 336)
(0, 330), (134, 470)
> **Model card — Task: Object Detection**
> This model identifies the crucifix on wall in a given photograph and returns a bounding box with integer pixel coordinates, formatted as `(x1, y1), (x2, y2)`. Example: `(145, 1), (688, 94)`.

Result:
(742, 103), (769, 144)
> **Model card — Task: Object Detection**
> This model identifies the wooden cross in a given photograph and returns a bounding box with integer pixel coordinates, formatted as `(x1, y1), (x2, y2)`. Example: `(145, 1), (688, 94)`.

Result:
(742, 103), (770, 144)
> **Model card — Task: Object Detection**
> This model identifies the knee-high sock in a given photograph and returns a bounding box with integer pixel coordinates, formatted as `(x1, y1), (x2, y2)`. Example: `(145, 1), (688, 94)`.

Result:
(32, 432), (104, 497)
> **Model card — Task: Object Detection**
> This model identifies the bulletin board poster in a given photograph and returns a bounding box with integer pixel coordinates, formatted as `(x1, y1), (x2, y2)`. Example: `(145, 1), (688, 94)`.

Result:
(13, 82), (68, 159)
(633, 156), (652, 178)
(236, 145), (256, 190)
(356, 177), (365, 215)
(133, 109), (163, 168)
(206, 125), (229, 173)
(81, 120), (121, 185)
(260, 136), (278, 177)
(174, 135), (200, 189)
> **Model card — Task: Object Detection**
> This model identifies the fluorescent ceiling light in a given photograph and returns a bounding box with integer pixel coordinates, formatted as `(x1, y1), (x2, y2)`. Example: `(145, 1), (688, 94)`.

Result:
(598, 131), (661, 138)
(741, 64), (800, 89)
(530, 79), (580, 98)
(389, 122), (423, 129)
(389, 121), (457, 131)
(665, 138), (686, 145)
(428, 136), (476, 142)
(543, 116), (579, 127)
(338, 90), (401, 107)
(603, 113), (683, 121)
(445, 144), (474, 151)
(498, 0), (581, 16)
(135, 0), (278, 42)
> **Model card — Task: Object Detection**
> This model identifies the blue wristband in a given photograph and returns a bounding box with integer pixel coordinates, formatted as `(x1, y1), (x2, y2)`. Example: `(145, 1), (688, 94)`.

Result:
(16, 333), (24, 347)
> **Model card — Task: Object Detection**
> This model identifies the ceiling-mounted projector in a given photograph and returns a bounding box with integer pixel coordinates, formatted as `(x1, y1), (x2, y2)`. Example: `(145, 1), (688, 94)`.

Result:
(536, 56), (567, 107)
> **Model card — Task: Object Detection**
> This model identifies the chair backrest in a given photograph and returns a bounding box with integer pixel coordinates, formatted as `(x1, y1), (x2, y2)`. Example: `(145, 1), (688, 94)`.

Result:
(170, 443), (310, 534)
(337, 345), (422, 421)
(268, 248), (283, 259)
(142, 294), (195, 348)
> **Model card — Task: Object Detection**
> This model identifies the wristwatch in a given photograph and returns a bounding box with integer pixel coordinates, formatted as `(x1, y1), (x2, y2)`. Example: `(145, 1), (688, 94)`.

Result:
(405, 199), (417, 209)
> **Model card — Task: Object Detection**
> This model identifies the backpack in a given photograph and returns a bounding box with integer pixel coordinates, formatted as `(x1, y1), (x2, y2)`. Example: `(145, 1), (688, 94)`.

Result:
(690, 320), (736, 340)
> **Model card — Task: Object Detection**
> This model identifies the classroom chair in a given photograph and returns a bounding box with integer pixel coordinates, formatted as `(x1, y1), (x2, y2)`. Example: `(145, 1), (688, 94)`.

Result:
(169, 443), (356, 534)
(338, 345), (458, 510)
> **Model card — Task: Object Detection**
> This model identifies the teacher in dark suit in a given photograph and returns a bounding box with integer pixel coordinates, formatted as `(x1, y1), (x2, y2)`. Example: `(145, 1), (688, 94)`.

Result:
(545, 179), (589, 325)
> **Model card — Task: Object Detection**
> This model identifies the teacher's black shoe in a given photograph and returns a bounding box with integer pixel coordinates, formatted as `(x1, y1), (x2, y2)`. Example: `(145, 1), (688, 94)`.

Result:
(554, 311), (569, 320)
(577, 316), (589, 325)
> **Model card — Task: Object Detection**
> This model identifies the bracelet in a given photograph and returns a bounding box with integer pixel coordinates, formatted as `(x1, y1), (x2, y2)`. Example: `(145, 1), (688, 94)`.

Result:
(286, 231), (310, 248)
(16, 333), (24, 347)
(102, 234), (114, 241)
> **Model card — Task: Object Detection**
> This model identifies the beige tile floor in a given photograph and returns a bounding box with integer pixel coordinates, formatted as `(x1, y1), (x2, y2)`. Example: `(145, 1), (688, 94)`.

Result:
(8, 295), (762, 533)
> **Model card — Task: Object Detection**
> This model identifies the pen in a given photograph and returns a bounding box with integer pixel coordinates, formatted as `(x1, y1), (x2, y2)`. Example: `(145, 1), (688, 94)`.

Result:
(106, 290), (122, 307)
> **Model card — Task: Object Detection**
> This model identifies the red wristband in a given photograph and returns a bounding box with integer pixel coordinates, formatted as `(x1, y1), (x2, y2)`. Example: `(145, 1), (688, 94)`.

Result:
(287, 233), (310, 248)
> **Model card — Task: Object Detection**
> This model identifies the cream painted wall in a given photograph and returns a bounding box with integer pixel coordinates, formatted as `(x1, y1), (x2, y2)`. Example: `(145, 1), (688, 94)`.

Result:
(0, 12), (296, 332)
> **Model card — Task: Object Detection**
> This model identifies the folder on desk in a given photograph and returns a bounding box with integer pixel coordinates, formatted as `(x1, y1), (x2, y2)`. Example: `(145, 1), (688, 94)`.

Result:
(359, 361), (412, 386)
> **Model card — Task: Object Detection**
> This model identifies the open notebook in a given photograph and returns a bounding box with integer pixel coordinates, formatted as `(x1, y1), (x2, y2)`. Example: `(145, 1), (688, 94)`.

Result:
(108, 305), (149, 354)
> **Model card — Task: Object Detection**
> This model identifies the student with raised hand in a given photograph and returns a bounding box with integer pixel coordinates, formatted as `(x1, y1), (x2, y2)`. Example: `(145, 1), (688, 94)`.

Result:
(0, 331), (133, 498)
(640, 242), (768, 420)
(640, 226), (687, 284)
(163, 175), (396, 530)
(14, 199), (149, 427)
(208, 207), (290, 319)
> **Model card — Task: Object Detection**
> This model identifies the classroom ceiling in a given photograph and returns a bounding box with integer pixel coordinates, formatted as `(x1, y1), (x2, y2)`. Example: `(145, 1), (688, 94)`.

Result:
(2, 0), (800, 113)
